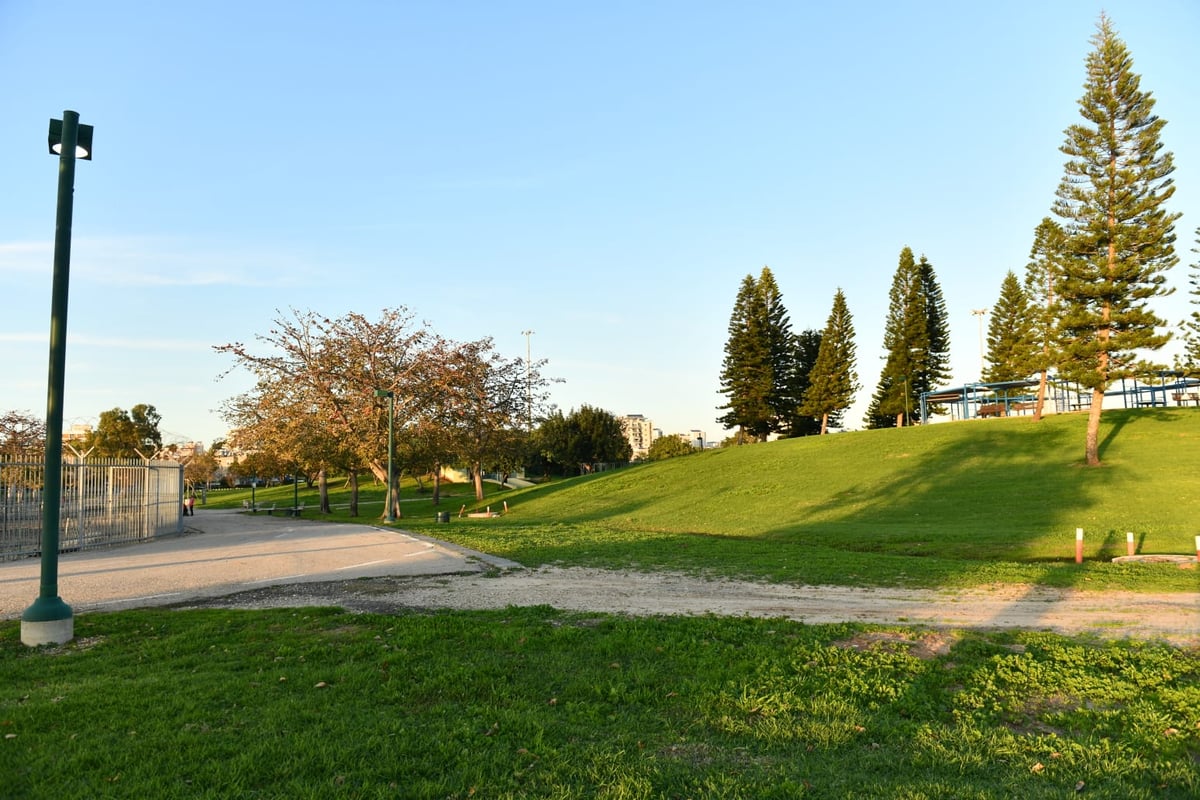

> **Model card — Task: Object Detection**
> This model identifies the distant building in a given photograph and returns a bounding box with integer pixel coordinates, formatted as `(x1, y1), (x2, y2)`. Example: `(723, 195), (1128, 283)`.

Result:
(63, 423), (92, 444)
(173, 441), (205, 460)
(619, 414), (656, 458)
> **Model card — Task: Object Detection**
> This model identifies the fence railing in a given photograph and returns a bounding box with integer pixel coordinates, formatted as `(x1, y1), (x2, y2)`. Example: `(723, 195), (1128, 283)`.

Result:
(1, 454), (184, 561)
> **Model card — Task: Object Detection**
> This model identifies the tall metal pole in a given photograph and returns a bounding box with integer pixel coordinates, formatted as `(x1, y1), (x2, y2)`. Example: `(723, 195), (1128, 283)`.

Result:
(23, 111), (86, 646)
(972, 308), (989, 381)
(521, 330), (534, 431)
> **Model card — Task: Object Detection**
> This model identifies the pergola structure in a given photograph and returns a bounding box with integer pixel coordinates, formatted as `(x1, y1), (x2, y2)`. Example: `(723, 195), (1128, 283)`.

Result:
(919, 372), (1200, 422)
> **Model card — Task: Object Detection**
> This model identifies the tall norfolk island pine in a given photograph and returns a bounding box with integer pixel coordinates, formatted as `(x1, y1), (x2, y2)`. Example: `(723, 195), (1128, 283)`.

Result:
(1179, 227), (1200, 373)
(800, 289), (858, 434)
(718, 268), (798, 441)
(983, 271), (1036, 384)
(1023, 217), (1068, 420)
(1052, 15), (1179, 466)
(866, 247), (951, 428)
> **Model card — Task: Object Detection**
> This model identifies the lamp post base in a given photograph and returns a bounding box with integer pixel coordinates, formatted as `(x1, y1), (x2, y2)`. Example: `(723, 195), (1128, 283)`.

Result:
(21, 597), (74, 646)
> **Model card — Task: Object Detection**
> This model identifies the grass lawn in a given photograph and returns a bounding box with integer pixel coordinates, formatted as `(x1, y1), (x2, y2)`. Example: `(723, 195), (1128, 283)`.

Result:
(202, 409), (1200, 592)
(6, 409), (1200, 797)
(3, 606), (1198, 798)
(391, 409), (1200, 593)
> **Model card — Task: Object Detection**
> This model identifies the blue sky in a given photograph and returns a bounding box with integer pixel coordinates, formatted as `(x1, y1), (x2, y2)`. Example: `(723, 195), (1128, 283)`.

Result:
(2, 1), (1198, 447)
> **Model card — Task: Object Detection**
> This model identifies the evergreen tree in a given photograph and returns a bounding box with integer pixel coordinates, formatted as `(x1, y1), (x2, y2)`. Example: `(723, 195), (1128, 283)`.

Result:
(917, 254), (953, 395)
(1052, 14), (1179, 466)
(1023, 217), (1068, 419)
(1178, 228), (1200, 374)
(983, 271), (1036, 383)
(866, 248), (950, 427)
(717, 267), (801, 441)
(781, 329), (822, 437)
(757, 268), (804, 435)
(800, 289), (858, 434)
(718, 274), (774, 440)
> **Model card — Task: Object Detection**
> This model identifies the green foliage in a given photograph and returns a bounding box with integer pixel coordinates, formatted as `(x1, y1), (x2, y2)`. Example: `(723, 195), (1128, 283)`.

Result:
(867, 248), (951, 428)
(1178, 227), (1200, 374)
(1024, 217), (1067, 375)
(984, 271), (1037, 382)
(717, 268), (819, 440)
(417, 409), (1200, 593)
(83, 403), (162, 457)
(800, 288), (859, 433)
(646, 434), (695, 461)
(1052, 15), (1179, 465)
(534, 405), (632, 475)
(3, 609), (1197, 798)
(781, 328), (823, 437)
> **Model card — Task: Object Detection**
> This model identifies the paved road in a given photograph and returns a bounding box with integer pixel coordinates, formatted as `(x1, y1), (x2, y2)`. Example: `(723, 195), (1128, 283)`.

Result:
(0, 509), (515, 619)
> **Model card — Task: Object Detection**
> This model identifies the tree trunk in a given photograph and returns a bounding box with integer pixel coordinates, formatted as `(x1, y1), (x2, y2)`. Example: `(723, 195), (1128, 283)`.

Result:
(391, 472), (402, 519)
(432, 461), (442, 506)
(348, 471), (359, 517)
(473, 463), (484, 501)
(1084, 388), (1104, 466)
(318, 468), (330, 514)
(819, 412), (829, 435)
(1033, 368), (1049, 421)
(896, 412), (904, 428)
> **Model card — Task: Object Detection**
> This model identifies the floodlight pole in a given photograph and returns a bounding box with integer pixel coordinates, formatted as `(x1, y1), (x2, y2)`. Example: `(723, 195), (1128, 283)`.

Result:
(23, 110), (92, 646)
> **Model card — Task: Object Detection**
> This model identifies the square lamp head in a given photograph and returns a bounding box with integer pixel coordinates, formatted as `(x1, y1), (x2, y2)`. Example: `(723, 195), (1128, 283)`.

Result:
(48, 118), (94, 160)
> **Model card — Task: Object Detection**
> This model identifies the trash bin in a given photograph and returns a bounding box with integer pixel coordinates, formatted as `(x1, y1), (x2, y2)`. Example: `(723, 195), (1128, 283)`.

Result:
(436, 511), (450, 523)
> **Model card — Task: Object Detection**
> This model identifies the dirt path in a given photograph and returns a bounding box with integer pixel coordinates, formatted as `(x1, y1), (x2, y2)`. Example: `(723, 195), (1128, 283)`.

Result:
(181, 565), (1200, 645)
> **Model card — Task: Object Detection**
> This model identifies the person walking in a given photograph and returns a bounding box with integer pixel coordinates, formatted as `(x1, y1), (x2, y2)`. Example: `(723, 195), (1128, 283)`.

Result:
(184, 492), (196, 516)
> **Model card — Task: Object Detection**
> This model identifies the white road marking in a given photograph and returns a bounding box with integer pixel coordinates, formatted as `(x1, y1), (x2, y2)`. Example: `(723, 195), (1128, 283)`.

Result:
(336, 560), (390, 571)
(246, 573), (309, 584)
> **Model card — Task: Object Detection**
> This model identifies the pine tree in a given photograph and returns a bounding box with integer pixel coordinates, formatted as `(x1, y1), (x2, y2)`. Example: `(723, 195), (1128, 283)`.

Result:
(917, 254), (952, 396)
(800, 289), (859, 434)
(1052, 14), (1179, 465)
(781, 329), (823, 437)
(983, 271), (1036, 383)
(866, 248), (950, 427)
(757, 268), (802, 435)
(718, 274), (774, 441)
(1023, 217), (1068, 419)
(717, 267), (800, 441)
(1178, 228), (1200, 374)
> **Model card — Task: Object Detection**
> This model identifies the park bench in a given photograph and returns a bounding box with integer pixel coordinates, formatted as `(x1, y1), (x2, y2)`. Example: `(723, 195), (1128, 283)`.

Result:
(977, 403), (1007, 418)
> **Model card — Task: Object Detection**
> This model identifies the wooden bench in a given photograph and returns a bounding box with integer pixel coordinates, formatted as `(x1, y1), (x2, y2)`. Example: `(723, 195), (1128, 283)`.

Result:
(977, 403), (1007, 418)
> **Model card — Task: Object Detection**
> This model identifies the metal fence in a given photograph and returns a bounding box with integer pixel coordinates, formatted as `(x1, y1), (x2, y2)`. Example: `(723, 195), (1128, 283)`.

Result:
(1, 454), (184, 561)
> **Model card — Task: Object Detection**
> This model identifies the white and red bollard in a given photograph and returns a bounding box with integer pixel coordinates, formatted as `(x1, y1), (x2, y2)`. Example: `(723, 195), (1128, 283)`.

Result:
(1075, 528), (1084, 564)
(1126, 531), (1135, 557)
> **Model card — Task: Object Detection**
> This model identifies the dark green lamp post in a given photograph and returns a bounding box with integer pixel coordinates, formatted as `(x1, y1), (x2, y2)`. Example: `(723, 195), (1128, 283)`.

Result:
(374, 389), (396, 522)
(22, 111), (93, 646)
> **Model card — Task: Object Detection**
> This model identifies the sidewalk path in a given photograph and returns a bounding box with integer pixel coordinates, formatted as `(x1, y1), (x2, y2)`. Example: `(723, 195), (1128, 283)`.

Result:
(0, 509), (516, 619)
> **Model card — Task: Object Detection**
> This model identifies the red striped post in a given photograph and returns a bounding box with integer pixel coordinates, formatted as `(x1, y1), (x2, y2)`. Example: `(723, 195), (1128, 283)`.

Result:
(1075, 528), (1084, 564)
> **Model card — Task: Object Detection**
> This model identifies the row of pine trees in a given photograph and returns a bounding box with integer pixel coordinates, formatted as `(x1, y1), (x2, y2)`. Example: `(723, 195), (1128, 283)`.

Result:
(720, 14), (1193, 466)
(717, 248), (950, 441)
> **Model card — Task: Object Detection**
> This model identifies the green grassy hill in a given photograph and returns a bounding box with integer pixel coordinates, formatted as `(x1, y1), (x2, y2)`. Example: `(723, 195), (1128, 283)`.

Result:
(426, 408), (1200, 592)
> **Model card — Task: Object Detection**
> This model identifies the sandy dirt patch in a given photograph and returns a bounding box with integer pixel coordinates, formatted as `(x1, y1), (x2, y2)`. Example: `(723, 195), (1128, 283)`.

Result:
(180, 565), (1200, 645)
